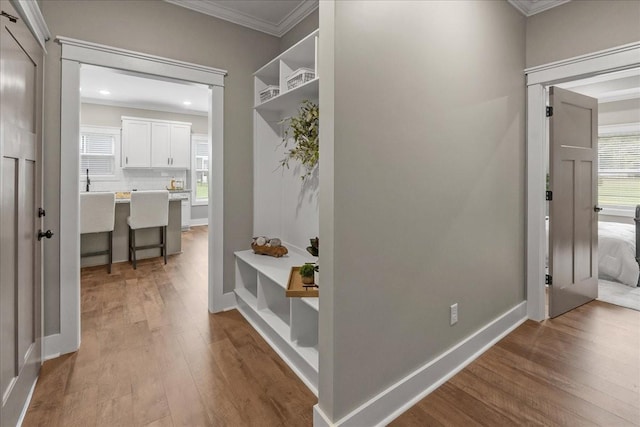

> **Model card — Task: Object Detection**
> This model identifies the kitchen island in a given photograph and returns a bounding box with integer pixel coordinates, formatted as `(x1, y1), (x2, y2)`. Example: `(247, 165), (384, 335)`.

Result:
(81, 191), (189, 268)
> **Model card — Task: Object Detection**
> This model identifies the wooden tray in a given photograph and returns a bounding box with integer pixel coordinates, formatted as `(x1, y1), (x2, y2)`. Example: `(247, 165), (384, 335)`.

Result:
(286, 267), (319, 298)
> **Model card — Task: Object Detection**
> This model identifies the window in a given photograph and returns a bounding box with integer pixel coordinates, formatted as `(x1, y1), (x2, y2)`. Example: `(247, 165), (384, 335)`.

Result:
(80, 130), (116, 176)
(192, 135), (209, 205)
(598, 129), (640, 208)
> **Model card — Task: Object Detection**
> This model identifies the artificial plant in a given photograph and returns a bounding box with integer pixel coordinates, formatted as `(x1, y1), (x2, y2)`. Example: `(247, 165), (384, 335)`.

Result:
(279, 100), (319, 180)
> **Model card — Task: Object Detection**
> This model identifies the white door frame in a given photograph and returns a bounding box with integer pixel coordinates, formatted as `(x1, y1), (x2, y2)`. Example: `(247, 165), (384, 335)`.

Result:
(54, 37), (227, 356)
(525, 41), (640, 321)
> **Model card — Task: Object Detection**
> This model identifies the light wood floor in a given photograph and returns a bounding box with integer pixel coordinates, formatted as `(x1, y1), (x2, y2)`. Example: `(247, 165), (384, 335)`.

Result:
(23, 226), (316, 427)
(24, 227), (640, 426)
(392, 301), (640, 426)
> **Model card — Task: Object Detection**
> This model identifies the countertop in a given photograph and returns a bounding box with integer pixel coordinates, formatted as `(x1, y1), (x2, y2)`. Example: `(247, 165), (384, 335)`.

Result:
(112, 190), (190, 204)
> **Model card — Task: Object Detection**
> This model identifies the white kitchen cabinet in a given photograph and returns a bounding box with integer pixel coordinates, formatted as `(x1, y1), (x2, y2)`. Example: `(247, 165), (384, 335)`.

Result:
(122, 116), (191, 169)
(180, 193), (191, 230)
(169, 124), (191, 168)
(150, 122), (171, 167)
(122, 119), (151, 168)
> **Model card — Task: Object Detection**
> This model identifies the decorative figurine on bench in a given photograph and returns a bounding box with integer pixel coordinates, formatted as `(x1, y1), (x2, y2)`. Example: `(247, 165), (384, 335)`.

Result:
(251, 236), (288, 257)
(307, 236), (319, 257)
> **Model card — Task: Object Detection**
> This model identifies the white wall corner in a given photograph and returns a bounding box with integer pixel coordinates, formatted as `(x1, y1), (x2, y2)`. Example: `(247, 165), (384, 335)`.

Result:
(316, 302), (527, 426)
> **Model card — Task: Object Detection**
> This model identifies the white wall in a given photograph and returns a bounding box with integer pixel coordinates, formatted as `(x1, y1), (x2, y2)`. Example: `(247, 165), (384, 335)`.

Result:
(280, 8), (318, 53)
(526, 0), (640, 68)
(319, 0), (526, 421)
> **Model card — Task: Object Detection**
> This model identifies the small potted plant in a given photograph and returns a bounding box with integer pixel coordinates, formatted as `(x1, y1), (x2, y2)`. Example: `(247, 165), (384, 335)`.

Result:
(299, 263), (315, 285)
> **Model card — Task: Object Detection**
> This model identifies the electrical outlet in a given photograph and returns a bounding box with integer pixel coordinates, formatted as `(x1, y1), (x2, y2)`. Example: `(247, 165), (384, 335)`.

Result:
(450, 303), (458, 325)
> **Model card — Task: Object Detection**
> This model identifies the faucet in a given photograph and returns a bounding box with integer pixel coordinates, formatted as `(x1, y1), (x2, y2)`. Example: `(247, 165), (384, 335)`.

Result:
(86, 169), (90, 192)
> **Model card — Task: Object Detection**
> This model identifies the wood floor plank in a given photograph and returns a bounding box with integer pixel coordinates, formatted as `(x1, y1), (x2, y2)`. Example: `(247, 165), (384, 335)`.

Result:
(24, 226), (640, 426)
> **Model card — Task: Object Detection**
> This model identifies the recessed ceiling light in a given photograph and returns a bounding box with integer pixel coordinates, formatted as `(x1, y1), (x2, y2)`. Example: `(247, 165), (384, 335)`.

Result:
(183, 101), (192, 106)
(99, 89), (111, 95)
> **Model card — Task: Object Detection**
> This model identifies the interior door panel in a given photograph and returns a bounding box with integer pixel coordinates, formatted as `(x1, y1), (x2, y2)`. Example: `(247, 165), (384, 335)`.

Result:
(548, 86), (599, 318)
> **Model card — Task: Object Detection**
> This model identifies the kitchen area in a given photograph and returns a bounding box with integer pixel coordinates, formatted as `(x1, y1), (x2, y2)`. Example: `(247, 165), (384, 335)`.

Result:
(79, 65), (210, 268)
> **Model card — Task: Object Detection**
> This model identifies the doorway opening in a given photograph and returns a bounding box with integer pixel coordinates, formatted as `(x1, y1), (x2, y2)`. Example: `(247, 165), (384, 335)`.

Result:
(53, 37), (226, 357)
(525, 43), (640, 321)
(544, 69), (640, 315)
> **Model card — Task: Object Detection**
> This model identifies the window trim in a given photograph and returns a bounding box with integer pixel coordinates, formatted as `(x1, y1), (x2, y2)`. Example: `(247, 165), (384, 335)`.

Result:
(598, 122), (640, 217)
(80, 125), (120, 182)
(191, 133), (209, 206)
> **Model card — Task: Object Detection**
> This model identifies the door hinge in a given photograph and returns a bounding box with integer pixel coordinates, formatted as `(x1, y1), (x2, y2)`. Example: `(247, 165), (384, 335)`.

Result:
(38, 208), (46, 218)
(546, 106), (553, 117)
(1, 11), (18, 23)
(545, 274), (552, 285)
(546, 190), (552, 201)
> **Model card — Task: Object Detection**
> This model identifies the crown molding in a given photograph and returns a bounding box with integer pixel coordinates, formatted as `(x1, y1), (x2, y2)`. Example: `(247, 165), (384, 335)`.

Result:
(11, 0), (51, 50)
(164, 0), (318, 37)
(508, 0), (571, 17)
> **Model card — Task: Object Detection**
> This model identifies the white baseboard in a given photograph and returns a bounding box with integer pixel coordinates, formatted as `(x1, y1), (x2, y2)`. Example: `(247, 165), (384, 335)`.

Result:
(42, 333), (62, 361)
(313, 301), (528, 427)
(221, 291), (237, 311)
(190, 217), (208, 226)
(16, 377), (37, 427)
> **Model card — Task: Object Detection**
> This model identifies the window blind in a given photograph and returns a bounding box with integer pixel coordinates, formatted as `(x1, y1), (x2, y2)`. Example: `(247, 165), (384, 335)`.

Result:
(598, 133), (640, 207)
(80, 132), (115, 175)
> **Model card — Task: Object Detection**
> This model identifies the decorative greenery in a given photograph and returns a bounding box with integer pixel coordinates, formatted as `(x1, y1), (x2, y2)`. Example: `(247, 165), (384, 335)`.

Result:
(280, 100), (319, 180)
(299, 263), (315, 278)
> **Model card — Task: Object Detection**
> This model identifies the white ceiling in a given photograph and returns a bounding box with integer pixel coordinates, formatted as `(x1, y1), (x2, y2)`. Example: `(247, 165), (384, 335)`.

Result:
(80, 64), (210, 116)
(164, 0), (319, 37)
(557, 68), (640, 103)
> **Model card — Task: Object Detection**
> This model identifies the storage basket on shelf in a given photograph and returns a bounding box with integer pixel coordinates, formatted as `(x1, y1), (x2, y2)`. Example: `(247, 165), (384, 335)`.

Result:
(286, 68), (315, 90)
(259, 85), (280, 103)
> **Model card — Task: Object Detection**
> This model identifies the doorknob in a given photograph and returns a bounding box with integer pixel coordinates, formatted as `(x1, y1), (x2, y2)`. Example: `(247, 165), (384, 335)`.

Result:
(38, 230), (54, 241)
(594, 206), (603, 213)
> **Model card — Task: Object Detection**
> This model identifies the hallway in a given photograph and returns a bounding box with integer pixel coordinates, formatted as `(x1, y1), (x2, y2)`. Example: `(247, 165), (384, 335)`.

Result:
(23, 227), (316, 426)
(22, 226), (640, 426)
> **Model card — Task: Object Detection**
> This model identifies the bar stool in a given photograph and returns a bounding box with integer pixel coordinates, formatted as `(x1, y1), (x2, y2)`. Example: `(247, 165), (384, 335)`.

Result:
(127, 190), (169, 269)
(80, 192), (116, 273)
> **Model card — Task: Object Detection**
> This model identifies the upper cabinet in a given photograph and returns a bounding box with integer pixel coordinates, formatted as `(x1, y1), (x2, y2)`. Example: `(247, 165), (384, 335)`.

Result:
(169, 124), (191, 168)
(122, 119), (151, 168)
(122, 117), (191, 169)
(254, 29), (318, 113)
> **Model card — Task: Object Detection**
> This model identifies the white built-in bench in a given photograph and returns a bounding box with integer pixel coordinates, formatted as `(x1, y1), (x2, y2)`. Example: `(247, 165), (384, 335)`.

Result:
(234, 249), (319, 394)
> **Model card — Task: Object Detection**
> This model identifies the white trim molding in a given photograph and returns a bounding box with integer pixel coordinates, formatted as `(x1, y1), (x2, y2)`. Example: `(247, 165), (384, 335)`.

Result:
(190, 217), (209, 226)
(525, 41), (640, 322)
(11, 0), (51, 49)
(164, 0), (318, 37)
(599, 123), (640, 136)
(56, 37), (227, 358)
(507, 0), (570, 17)
(313, 302), (527, 427)
(57, 37), (227, 87)
(15, 377), (37, 427)
(526, 41), (640, 86)
(42, 333), (62, 361)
